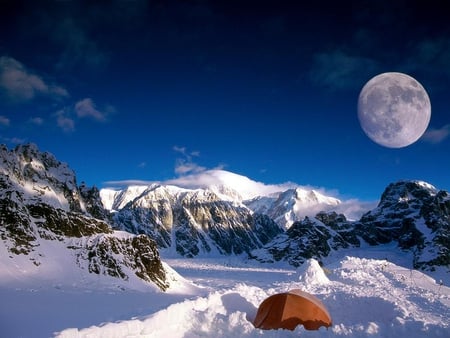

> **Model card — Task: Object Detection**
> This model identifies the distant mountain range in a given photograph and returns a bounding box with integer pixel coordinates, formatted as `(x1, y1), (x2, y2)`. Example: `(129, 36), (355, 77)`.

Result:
(1, 144), (449, 290)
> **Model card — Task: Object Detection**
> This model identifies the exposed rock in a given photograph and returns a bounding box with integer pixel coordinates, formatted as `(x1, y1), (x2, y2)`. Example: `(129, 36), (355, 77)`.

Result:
(0, 143), (170, 291)
(110, 186), (284, 257)
(251, 181), (450, 272)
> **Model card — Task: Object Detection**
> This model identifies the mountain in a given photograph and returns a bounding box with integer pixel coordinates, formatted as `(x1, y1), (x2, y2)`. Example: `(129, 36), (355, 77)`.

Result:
(244, 187), (341, 228)
(0, 144), (171, 291)
(101, 170), (343, 257)
(356, 180), (450, 269)
(2, 143), (448, 278)
(105, 184), (283, 257)
(251, 180), (450, 272)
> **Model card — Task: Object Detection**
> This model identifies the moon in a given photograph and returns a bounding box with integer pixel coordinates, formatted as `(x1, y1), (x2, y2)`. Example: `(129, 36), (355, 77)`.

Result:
(357, 72), (431, 148)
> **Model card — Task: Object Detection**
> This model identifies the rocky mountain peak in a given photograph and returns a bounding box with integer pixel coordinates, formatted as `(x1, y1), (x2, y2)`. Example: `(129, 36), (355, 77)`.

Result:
(379, 180), (438, 206)
(1, 144), (171, 291)
(252, 180), (449, 272)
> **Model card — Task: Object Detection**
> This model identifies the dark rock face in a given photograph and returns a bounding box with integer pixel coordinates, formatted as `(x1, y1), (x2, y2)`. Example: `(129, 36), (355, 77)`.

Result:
(79, 183), (110, 221)
(0, 144), (169, 291)
(75, 234), (169, 291)
(251, 212), (358, 267)
(251, 181), (450, 272)
(357, 181), (450, 270)
(111, 187), (284, 257)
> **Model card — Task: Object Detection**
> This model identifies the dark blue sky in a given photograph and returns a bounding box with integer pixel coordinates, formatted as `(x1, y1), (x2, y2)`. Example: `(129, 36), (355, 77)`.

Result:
(1, 0), (449, 202)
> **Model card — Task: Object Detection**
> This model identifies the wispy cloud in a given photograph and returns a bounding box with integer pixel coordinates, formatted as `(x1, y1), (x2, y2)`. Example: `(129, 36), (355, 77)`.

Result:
(1, 136), (26, 144)
(407, 38), (450, 83)
(54, 18), (109, 71)
(28, 117), (44, 126)
(334, 199), (378, 221)
(55, 109), (75, 133)
(0, 115), (10, 127)
(0, 57), (114, 133)
(422, 125), (450, 144)
(54, 98), (113, 132)
(75, 98), (108, 121)
(173, 146), (200, 158)
(103, 179), (155, 187)
(0, 56), (69, 102)
(173, 145), (205, 175)
(174, 161), (206, 175)
(310, 50), (379, 91)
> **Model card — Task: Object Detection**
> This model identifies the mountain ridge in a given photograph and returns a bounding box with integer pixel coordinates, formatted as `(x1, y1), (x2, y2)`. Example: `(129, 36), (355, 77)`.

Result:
(1, 143), (449, 288)
(0, 144), (172, 291)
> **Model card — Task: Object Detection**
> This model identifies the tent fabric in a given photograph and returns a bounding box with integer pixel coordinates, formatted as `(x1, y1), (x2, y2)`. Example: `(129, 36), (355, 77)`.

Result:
(253, 289), (332, 331)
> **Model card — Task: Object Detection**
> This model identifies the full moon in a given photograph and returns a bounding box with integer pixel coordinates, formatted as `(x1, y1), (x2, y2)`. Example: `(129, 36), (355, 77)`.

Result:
(357, 72), (431, 148)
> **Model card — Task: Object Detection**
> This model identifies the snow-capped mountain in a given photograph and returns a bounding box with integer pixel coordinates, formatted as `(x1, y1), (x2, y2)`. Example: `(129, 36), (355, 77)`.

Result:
(0, 144), (171, 291)
(357, 180), (450, 270)
(251, 180), (450, 272)
(101, 170), (344, 256)
(160, 169), (298, 201)
(2, 143), (449, 278)
(245, 187), (341, 228)
(107, 184), (283, 257)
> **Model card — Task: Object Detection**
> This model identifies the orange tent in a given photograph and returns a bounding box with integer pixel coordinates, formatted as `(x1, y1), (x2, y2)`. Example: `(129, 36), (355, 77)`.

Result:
(253, 289), (332, 331)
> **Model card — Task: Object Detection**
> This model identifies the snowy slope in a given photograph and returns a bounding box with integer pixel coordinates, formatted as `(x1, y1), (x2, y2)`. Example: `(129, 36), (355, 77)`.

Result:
(2, 246), (447, 337)
(0, 143), (180, 294)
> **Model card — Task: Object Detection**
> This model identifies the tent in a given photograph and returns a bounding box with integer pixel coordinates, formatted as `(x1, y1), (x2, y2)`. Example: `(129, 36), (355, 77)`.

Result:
(253, 289), (332, 331)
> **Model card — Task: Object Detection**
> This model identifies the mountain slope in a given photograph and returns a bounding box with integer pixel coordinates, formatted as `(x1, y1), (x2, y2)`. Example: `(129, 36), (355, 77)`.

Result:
(0, 144), (172, 291)
(251, 180), (450, 272)
(109, 184), (283, 257)
(101, 171), (344, 257)
(245, 187), (341, 228)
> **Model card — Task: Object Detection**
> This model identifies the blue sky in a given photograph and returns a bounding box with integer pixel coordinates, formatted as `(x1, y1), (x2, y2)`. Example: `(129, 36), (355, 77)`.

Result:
(0, 0), (449, 202)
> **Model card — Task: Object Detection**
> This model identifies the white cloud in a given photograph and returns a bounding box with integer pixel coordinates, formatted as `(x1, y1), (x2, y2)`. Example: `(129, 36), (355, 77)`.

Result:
(53, 98), (113, 132)
(173, 145), (200, 157)
(174, 160), (206, 175)
(1, 136), (26, 144)
(75, 98), (107, 121)
(103, 166), (375, 220)
(173, 145), (204, 175)
(173, 145), (186, 154)
(0, 115), (10, 127)
(0, 56), (69, 102)
(55, 110), (75, 132)
(422, 125), (450, 144)
(104, 179), (155, 187)
(162, 169), (297, 200)
(333, 199), (378, 221)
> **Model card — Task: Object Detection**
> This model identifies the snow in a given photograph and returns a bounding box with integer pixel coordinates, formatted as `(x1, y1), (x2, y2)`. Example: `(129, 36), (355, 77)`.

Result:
(1, 245), (449, 338)
(100, 169), (376, 222)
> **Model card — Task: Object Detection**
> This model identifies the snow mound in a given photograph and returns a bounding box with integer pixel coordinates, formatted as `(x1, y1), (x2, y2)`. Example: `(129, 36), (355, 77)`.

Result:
(298, 259), (330, 285)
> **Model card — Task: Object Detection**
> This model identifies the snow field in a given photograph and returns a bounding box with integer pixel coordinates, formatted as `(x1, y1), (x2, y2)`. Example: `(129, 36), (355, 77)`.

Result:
(55, 255), (449, 338)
